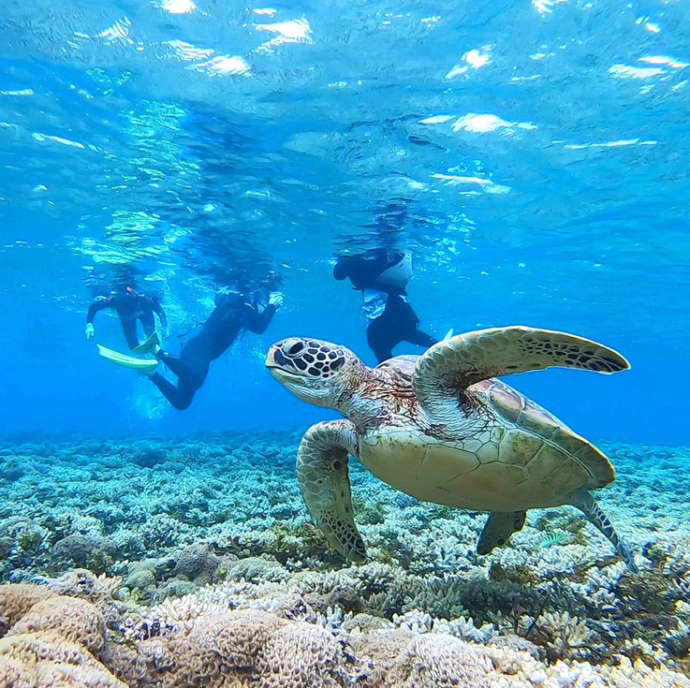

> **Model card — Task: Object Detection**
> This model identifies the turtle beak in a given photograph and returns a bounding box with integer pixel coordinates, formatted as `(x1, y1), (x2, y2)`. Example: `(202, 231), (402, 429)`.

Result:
(265, 344), (281, 371)
(265, 344), (301, 380)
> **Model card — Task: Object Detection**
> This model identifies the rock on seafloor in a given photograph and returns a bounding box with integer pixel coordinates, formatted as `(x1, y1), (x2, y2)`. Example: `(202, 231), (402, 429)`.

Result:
(0, 432), (688, 685)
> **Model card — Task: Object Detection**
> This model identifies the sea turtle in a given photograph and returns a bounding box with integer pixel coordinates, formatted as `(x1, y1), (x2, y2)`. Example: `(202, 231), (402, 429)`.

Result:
(265, 326), (636, 571)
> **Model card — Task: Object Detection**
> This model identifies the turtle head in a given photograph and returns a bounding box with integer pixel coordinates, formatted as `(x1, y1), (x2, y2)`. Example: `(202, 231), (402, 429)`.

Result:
(266, 338), (360, 408)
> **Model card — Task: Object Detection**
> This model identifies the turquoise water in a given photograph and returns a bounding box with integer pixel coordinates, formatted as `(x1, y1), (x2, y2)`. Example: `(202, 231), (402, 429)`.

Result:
(1, 2), (690, 684)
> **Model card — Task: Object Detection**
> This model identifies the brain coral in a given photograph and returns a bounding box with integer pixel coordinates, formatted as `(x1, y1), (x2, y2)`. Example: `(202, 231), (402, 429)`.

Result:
(1, 580), (690, 688)
(48, 568), (121, 604)
(6, 596), (106, 655)
(0, 631), (125, 688)
(257, 621), (350, 688)
(388, 633), (495, 688)
(110, 608), (356, 688)
(110, 609), (282, 688)
(0, 584), (53, 636)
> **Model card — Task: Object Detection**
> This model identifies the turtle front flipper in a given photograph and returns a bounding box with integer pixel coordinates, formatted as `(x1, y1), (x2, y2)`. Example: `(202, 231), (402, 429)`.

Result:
(477, 511), (527, 555)
(567, 487), (638, 572)
(413, 326), (629, 422)
(297, 420), (366, 562)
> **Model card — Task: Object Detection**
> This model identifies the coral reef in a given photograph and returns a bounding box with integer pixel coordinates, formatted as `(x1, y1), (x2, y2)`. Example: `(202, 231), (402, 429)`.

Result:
(0, 579), (688, 688)
(0, 433), (688, 682)
(0, 632), (127, 688)
(0, 583), (125, 687)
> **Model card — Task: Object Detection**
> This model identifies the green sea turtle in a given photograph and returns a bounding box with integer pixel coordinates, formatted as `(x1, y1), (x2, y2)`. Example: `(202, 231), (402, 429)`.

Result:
(265, 326), (636, 571)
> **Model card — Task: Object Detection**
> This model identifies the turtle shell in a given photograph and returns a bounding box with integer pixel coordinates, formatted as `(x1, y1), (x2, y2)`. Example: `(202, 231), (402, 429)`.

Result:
(357, 378), (614, 512)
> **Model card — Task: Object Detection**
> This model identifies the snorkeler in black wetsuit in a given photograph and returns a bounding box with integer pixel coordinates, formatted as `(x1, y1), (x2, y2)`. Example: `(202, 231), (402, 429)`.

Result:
(333, 248), (407, 291)
(364, 292), (436, 363)
(149, 290), (282, 410)
(85, 285), (167, 350)
(333, 248), (437, 363)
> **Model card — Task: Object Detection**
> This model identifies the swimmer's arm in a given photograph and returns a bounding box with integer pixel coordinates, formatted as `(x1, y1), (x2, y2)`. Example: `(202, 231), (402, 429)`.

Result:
(86, 296), (111, 323)
(244, 303), (277, 334)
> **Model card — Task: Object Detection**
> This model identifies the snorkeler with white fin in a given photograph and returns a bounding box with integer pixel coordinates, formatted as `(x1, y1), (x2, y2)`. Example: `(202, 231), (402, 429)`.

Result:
(86, 284), (167, 351)
(333, 248), (439, 363)
(98, 287), (283, 410)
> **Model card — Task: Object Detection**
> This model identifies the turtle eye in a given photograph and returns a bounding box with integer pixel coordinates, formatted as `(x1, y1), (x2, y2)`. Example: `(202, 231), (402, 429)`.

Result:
(287, 341), (305, 356)
(273, 350), (295, 369)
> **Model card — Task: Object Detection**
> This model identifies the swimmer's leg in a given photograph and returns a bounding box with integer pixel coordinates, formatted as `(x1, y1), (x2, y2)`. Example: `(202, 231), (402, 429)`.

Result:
(156, 351), (189, 378)
(121, 318), (140, 350)
(149, 374), (196, 411)
(406, 329), (437, 350)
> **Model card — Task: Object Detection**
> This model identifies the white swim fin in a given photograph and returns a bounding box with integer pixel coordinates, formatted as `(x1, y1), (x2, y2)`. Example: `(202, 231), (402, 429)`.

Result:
(97, 344), (158, 376)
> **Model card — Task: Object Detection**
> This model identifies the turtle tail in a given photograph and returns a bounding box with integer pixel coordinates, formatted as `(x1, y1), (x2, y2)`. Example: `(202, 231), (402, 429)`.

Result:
(567, 487), (638, 572)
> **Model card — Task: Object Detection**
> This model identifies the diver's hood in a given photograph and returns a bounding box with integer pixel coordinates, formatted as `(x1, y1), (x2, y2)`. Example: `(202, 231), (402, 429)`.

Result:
(375, 252), (412, 290)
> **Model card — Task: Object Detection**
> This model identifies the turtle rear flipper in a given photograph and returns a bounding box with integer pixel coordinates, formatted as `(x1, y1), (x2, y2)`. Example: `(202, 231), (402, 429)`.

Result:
(477, 511), (526, 555)
(567, 487), (638, 572)
(413, 326), (629, 422)
(297, 420), (366, 562)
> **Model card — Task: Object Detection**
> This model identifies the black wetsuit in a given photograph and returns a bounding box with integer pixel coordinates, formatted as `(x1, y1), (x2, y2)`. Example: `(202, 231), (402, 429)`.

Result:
(87, 291), (167, 350)
(150, 298), (277, 410)
(334, 249), (436, 363)
(333, 249), (406, 292)
(365, 294), (436, 363)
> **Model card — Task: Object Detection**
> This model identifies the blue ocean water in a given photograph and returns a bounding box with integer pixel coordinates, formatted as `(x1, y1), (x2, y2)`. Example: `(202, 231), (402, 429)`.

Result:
(1, 2), (689, 445)
(0, 1), (688, 443)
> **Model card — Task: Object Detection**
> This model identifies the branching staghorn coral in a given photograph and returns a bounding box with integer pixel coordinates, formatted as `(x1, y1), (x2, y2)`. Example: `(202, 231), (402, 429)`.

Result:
(525, 610), (593, 662)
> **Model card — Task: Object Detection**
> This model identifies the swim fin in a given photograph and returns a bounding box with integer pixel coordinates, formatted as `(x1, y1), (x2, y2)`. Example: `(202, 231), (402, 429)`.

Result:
(97, 344), (158, 376)
(132, 331), (160, 354)
(442, 328), (454, 341)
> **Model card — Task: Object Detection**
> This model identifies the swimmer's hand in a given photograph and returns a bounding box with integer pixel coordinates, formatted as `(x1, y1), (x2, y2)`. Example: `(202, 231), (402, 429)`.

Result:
(268, 291), (284, 308)
(85, 323), (95, 340)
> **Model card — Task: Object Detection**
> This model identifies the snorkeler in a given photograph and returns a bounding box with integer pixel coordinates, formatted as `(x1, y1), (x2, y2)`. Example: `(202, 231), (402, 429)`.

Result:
(85, 285), (167, 351)
(364, 291), (437, 363)
(99, 289), (283, 410)
(149, 289), (283, 410)
(333, 249), (437, 363)
(333, 248), (411, 293)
